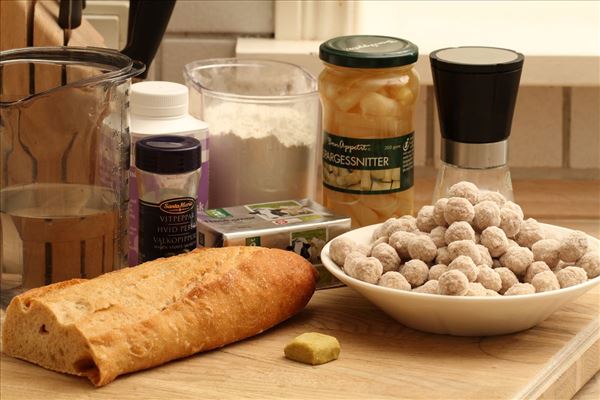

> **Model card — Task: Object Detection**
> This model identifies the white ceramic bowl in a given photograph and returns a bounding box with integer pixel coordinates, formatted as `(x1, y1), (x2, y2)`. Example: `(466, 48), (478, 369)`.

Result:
(321, 223), (600, 336)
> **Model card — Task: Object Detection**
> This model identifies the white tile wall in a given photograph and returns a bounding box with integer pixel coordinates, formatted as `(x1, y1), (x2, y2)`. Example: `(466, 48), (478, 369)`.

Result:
(157, 0), (274, 84)
(570, 87), (600, 169)
(159, 37), (236, 84)
(509, 87), (563, 167)
(167, 0), (274, 34)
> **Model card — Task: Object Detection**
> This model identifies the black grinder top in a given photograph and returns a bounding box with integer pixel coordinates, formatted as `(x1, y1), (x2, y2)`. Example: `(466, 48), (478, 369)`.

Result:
(430, 46), (524, 144)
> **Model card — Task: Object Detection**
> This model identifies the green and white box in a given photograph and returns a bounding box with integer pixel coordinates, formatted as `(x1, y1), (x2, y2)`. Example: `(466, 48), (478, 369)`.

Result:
(197, 199), (351, 289)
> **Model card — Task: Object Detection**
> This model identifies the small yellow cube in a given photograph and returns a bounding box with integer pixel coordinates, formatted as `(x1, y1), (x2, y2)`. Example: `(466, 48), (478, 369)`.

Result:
(284, 332), (340, 365)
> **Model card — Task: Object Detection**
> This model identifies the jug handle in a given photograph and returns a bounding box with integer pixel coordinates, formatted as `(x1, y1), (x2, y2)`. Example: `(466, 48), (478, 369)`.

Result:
(121, 0), (176, 79)
(58, 0), (84, 31)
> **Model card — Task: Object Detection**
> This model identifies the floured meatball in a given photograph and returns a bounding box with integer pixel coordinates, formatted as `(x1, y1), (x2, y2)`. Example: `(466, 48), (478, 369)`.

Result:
(371, 242), (401, 273)
(401, 259), (430, 288)
(429, 226), (447, 248)
(559, 230), (588, 263)
(515, 218), (544, 249)
(447, 255), (478, 282)
(531, 271), (560, 292)
(477, 244), (493, 267)
(503, 201), (524, 219)
(389, 231), (415, 260)
(413, 280), (439, 294)
(495, 267), (519, 294)
(330, 237), (368, 266)
(438, 270), (469, 296)
(416, 205), (437, 233)
(505, 282), (535, 296)
(436, 247), (453, 266)
(433, 198), (449, 227)
(472, 201), (501, 232)
(576, 251), (600, 279)
(500, 208), (522, 238)
(555, 266), (588, 288)
(448, 240), (481, 264)
(448, 181), (479, 205)
(379, 271), (411, 290)
(444, 197), (475, 225)
(476, 266), (502, 292)
(345, 255), (383, 284)
(480, 226), (509, 257)
(532, 239), (561, 269)
(523, 261), (551, 283)
(465, 282), (487, 296)
(408, 235), (437, 263)
(477, 191), (506, 207)
(445, 221), (476, 244)
(500, 246), (533, 276)
(429, 264), (448, 281)
(370, 236), (388, 254)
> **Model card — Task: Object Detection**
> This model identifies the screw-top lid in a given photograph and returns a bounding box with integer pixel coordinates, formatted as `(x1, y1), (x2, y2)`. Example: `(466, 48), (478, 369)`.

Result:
(320, 35), (418, 68)
(136, 135), (201, 174)
(430, 46), (524, 74)
(430, 46), (524, 144)
(131, 81), (189, 117)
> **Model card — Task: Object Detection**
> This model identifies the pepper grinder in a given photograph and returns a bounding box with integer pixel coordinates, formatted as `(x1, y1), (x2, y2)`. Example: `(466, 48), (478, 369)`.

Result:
(430, 46), (524, 201)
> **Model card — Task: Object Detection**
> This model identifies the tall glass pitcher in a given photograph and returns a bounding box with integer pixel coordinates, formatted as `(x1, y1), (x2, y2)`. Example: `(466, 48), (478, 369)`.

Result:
(0, 47), (144, 304)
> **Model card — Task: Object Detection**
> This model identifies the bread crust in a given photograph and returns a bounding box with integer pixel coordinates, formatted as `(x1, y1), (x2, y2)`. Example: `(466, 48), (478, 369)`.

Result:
(2, 247), (317, 386)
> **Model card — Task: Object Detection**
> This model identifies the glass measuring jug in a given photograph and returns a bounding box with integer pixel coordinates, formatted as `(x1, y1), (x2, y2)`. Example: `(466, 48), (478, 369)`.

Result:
(184, 59), (320, 209)
(0, 47), (144, 304)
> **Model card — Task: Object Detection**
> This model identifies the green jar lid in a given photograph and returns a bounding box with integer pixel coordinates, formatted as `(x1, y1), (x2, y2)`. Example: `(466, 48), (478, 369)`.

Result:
(319, 35), (418, 68)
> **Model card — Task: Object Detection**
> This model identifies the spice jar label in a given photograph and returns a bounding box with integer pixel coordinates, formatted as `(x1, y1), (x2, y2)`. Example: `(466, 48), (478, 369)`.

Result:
(139, 196), (197, 262)
(322, 132), (414, 194)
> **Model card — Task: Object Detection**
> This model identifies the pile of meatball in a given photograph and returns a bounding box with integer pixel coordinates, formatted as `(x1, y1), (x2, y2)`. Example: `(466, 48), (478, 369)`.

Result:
(330, 181), (600, 296)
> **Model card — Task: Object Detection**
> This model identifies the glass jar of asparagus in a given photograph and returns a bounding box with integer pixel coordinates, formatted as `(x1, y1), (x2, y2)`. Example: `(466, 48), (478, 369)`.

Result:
(319, 35), (419, 227)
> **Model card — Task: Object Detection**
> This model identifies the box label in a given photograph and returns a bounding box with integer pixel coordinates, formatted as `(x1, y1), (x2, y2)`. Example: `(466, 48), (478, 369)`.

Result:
(246, 237), (261, 246)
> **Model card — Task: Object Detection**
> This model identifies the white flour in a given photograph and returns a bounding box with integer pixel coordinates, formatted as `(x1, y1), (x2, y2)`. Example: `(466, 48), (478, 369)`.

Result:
(204, 102), (316, 147)
(203, 102), (318, 208)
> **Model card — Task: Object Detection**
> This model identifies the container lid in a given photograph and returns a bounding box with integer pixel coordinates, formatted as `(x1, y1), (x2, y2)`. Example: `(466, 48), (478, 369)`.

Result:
(136, 135), (201, 174)
(430, 46), (524, 74)
(131, 81), (189, 117)
(430, 46), (524, 144)
(131, 114), (208, 138)
(319, 35), (418, 68)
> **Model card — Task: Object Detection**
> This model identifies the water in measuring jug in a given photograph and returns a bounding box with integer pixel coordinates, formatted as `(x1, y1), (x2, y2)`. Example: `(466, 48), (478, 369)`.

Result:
(1, 184), (118, 303)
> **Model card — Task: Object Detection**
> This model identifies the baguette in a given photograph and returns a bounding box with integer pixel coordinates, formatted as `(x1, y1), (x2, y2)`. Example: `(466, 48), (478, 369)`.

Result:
(2, 246), (317, 386)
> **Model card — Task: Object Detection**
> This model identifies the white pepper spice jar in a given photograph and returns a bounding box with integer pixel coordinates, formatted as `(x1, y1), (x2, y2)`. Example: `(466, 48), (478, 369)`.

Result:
(129, 81), (208, 265)
(135, 136), (202, 263)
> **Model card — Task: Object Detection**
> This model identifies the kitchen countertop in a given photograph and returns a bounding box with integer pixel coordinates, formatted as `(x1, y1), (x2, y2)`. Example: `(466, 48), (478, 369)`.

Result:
(1, 178), (599, 399)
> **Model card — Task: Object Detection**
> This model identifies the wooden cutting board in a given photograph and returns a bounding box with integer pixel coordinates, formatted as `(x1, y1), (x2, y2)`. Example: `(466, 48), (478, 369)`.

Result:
(1, 283), (598, 400)
(1, 208), (598, 399)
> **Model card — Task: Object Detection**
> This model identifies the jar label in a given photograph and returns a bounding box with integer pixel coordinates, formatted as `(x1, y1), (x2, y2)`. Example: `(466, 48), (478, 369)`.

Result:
(139, 196), (197, 262)
(322, 131), (414, 194)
